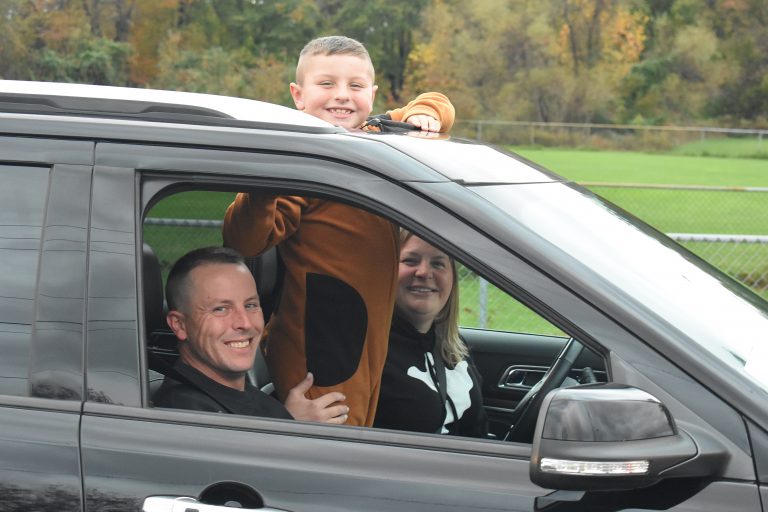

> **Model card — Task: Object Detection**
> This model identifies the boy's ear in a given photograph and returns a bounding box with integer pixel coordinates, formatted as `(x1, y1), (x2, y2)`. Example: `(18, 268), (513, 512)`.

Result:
(167, 310), (188, 341)
(289, 82), (305, 110)
(371, 84), (378, 106)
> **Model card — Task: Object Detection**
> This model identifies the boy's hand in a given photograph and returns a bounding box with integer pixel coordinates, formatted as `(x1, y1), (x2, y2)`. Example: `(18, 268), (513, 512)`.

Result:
(284, 372), (349, 424)
(405, 114), (441, 132)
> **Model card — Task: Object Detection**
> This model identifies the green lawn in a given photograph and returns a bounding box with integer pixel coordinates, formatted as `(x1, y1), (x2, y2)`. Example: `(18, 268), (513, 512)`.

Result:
(144, 191), (235, 278)
(148, 191), (236, 219)
(586, 187), (767, 234)
(671, 137), (768, 159)
(511, 145), (768, 304)
(512, 147), (768, 187)
(458, 272), (565, 336)
(510, 146), (768, 233)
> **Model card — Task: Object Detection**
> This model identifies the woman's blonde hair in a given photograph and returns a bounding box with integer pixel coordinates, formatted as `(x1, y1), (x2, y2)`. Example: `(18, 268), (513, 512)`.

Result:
(399, 229), (468, 367)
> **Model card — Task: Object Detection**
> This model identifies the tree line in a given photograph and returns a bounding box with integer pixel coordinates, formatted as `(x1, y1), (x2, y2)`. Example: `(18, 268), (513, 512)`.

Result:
(1, 0), (766, 127)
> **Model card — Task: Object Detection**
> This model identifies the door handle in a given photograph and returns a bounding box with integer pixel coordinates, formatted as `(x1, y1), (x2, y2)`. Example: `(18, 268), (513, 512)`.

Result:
(143, 496), (289, 512)
(497, 365), (548, 390)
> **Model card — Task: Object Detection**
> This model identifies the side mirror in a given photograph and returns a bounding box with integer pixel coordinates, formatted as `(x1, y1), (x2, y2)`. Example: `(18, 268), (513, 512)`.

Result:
(530, 384), (726, 491)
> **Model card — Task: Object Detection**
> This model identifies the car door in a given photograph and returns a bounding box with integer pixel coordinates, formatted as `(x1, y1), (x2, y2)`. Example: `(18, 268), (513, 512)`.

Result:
(80, 136), (763, 512)
(0, 135), (91, 510)
(460, 324), (606, 439)
(80, 140), (541, 512)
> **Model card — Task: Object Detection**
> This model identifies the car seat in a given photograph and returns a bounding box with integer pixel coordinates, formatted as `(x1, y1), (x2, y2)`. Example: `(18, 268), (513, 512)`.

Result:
(244, 246), (283, 396)
(143, 242), (174, 400)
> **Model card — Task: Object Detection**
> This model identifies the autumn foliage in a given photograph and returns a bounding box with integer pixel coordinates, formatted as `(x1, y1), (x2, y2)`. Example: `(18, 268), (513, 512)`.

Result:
(1, 0), (766, 126)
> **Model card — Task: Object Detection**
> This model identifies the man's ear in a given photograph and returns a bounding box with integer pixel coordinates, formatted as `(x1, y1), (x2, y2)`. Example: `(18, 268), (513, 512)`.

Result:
(289, 82), (304, 110)
(166, 310), (188, 341)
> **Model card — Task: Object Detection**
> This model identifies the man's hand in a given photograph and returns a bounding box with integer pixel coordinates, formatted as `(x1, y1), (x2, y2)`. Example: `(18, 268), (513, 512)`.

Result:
(405, 114), (441, 132)
(284, 372), (349, 424)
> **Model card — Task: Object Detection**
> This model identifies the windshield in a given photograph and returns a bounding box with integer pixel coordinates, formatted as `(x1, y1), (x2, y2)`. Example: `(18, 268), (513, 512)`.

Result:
(474, 182), (768, 391)
(377, 135), (559, 184)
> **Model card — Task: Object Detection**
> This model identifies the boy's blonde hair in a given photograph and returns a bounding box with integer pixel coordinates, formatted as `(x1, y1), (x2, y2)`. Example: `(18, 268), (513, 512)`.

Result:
(296, 36), (374, 83)
(399, 229), (468, 367)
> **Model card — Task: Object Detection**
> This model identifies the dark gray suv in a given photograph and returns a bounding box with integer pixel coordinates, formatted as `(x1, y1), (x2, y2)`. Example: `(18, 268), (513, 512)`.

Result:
(2, 80), (767, 512)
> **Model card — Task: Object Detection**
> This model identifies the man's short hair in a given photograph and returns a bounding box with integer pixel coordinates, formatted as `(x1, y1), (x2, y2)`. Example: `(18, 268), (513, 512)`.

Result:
(165, 246), (246, 312)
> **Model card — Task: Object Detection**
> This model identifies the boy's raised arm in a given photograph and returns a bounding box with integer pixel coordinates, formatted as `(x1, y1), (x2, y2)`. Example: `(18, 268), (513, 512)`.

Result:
(386, 92), (455, 133)
(223, 193), (308, 257)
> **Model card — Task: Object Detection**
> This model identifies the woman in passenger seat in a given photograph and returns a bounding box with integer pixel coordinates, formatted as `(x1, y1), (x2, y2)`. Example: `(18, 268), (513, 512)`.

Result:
(374, 230), (488, 437)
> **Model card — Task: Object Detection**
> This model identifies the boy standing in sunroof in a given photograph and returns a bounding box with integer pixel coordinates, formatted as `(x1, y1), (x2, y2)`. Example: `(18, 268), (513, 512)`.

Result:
(223, 36), (454, 426)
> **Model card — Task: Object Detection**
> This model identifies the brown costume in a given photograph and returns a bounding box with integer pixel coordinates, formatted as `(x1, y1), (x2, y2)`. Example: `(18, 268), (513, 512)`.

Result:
(223, 92), (455, 426)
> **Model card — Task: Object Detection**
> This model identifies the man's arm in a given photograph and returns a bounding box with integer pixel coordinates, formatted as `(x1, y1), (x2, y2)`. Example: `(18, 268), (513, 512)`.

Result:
(386, 92), (455, 133)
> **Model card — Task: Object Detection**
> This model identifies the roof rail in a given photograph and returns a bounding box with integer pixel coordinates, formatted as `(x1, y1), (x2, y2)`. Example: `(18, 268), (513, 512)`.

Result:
(0, 80), (341, 133)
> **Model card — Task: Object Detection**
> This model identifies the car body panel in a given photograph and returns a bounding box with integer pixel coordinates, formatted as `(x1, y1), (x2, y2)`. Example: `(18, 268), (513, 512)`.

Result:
(32, 163), (91, 401)
(0, 402), (82, 511)
(86, 138), (761, 508)
(87, 164), (142, 407)
(0, 134), (93, 165)
(81, 407), (537, 511)
(0, 79), (334, 128)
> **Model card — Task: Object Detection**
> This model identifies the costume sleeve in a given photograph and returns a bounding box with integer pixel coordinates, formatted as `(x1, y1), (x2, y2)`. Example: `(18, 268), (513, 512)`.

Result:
(222, 192), (309, 257)
(386, 92), (455, 133)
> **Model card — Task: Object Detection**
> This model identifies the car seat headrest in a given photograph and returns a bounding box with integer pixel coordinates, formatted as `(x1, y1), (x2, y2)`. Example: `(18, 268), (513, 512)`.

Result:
(244, 246), (283, 323)
(142, 243), (165, 335)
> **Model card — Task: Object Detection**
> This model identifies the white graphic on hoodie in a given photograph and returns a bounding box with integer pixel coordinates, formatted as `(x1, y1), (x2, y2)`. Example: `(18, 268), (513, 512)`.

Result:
(407, 353), (473, 433)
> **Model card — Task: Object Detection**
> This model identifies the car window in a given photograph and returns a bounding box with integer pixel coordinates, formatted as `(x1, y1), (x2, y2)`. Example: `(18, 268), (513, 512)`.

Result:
(457, 265), (564, 336)
(142, 190), (235, 399)
(141, 188), (601, 444)
(144, 190), (235, 279)
(0, 165), (49, 396)
(143, 190), (563, 337)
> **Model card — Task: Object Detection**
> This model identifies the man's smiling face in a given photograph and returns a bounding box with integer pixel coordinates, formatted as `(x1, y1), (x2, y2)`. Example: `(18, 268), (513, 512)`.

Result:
(290, 53), (377, 130)
(167, 263), (264, 390)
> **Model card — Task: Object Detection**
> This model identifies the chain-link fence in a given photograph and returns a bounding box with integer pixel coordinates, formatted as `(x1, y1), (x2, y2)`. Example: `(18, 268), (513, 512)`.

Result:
(588, 183), (768, 300)
(446, 120), (768, 331)
(453, 120), (768, 156)
(458, 183), (768, 332)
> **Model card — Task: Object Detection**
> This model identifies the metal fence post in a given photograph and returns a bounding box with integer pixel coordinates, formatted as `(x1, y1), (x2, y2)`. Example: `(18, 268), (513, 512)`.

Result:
(479, 277), (488, 329)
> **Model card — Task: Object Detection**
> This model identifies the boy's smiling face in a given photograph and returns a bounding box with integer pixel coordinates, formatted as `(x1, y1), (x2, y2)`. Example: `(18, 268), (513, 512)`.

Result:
(290, 53), (377, 130)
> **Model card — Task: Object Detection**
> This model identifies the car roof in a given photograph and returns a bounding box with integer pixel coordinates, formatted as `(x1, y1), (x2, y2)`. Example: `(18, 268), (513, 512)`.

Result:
(0, 80), (340, 133)
(0, 80), (560, 185)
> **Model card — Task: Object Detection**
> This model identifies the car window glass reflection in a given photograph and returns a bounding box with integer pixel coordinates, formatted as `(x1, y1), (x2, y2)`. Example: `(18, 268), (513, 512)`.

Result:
(0, 165), (49, 397)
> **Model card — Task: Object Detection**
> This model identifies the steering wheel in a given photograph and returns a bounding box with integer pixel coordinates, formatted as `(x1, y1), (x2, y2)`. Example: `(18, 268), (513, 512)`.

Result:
(504, 337), (584, 443)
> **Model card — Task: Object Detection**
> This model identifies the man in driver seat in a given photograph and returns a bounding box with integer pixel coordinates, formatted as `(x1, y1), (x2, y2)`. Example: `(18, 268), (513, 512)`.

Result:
(153, 246), (348, 424)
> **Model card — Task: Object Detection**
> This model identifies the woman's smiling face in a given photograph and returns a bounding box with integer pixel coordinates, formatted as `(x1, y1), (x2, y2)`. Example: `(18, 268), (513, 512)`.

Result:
(396, 235), (454, 333)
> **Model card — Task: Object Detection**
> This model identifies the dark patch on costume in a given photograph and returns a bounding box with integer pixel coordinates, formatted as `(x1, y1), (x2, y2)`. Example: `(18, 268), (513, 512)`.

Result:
(305, 273), (367, 387)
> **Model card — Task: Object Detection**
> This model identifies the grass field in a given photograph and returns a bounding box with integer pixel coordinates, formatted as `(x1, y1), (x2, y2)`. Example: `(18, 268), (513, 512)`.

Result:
(512, 145), (768, 304)
(148, 191), (236, 219)
(145, 140), (768, 332)
(509, 146), (768, 240)
(511, 147), (768, 187)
